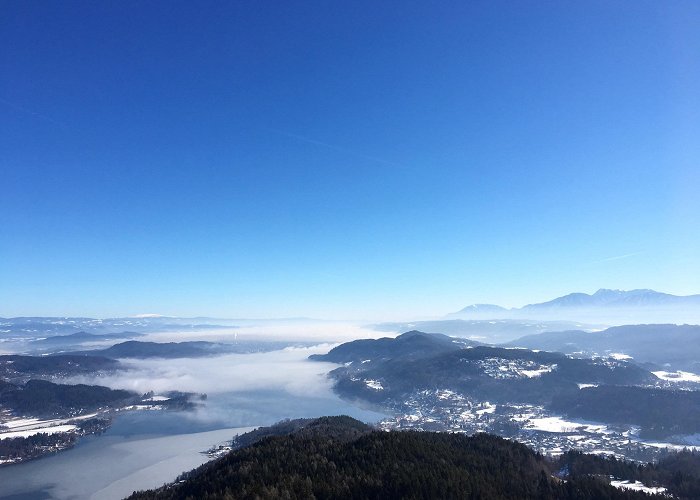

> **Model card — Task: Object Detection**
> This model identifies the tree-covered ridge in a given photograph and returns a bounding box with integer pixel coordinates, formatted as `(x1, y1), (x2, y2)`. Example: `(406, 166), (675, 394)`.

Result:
(230, 416), (372, 450)
(0, 354), (118, 380)
(0, 379), (134, 417)
(128, 416), (668, 500)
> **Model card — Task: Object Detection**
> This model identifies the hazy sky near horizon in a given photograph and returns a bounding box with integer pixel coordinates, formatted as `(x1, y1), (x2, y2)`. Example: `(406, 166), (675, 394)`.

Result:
(2, 1), (699, 319)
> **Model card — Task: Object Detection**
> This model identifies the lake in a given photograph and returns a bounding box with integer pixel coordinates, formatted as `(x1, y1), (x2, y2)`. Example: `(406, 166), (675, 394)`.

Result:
(0, 344), (387, 500)
(0, 389), (385, 500)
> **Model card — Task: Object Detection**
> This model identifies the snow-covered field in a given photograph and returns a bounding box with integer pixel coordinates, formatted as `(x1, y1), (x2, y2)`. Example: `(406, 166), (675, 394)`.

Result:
(0, 424), (77, 440)
(524, 416), (611, 435)
(2, 417), (44, 429)
(0, 413), (99, 440)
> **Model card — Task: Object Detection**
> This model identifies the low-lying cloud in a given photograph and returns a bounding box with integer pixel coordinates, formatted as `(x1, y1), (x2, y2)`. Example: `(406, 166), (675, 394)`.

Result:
(67, 344), (340, 397)
(63, 343), (392, 427)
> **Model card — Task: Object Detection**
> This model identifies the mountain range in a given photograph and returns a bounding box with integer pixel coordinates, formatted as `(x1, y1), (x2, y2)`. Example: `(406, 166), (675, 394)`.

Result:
(450, 289), (700, 324)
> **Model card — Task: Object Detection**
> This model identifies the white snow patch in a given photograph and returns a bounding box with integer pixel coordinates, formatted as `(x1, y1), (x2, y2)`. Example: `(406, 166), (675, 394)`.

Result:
(609, 353), (632, 360)
(365, 380), (383, 390)
(653, 370), (700, 383)
(436, 390), (457, 400)
(520, 366), (554, 378)
(610, 479), (667, 495)
(143, 395), (170, 402)
(119, 405), (166, 411)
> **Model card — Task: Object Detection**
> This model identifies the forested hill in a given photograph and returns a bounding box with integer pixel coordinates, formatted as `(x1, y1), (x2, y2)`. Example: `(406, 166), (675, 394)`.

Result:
(309, 330), (477, 364)
(128, 416), (669, 500)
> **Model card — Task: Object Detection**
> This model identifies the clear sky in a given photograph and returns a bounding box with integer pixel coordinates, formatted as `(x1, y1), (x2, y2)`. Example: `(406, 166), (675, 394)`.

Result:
(1, 1), (699, 319)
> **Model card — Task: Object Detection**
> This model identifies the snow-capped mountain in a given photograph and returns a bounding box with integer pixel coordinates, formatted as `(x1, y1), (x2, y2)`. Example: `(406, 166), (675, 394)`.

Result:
(521, 289), (699, 310)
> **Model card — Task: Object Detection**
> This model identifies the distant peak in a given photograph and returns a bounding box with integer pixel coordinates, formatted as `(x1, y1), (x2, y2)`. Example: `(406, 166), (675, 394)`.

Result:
(454, 304), (508, 313)
(467, 304), (506, 309)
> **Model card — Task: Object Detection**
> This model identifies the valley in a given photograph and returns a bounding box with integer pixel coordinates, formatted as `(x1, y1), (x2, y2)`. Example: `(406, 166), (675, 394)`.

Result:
(2, 311), (700, 498)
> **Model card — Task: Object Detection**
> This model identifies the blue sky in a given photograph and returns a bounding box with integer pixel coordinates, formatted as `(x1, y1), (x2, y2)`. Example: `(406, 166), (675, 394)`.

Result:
(1, 1), (699, 319)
